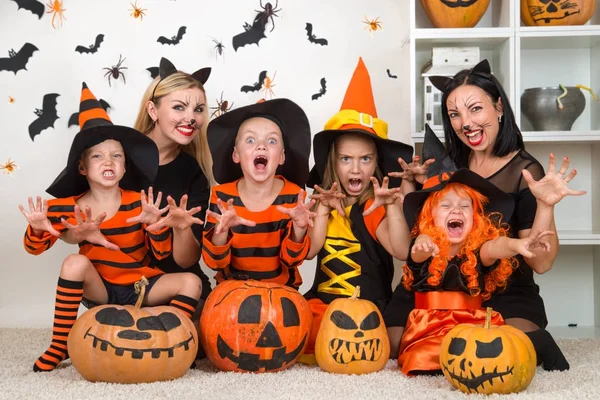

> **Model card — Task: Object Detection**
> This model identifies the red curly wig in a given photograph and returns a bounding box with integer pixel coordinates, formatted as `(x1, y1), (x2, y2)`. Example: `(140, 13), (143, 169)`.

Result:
(402, 182), (515, 300)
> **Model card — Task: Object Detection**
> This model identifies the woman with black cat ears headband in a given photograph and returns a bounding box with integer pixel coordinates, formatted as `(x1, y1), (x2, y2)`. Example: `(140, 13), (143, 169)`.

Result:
(389, 59), (586, 371)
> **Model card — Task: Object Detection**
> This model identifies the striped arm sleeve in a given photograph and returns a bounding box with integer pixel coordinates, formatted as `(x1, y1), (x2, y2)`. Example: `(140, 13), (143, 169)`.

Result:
(146, 225), (172, 260)
(202, 227), (232, 271)
(23, 225), (59, 255)
(280, 219), (310, 269)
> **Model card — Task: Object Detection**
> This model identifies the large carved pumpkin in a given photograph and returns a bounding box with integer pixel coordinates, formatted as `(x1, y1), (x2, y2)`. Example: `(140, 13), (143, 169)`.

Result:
(521, 0), (596, 26)
(420, 0), (491, 28)
(315, 287), (390, 375)
(440, 308), (536, 394)
(67, 278), (198, 383)
(200, 279), (312, 373)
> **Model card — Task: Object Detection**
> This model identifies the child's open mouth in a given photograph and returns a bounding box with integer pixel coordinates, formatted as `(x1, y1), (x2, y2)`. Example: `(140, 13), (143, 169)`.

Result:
(253, 155), (268, 171)
(102, 169), (115, 180)
(348, 178), (362, 192)
(447, 219), (464, 238)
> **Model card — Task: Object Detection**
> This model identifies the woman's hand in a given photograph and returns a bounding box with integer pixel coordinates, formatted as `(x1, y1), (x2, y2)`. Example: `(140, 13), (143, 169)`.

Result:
(388, 155), (434, 184)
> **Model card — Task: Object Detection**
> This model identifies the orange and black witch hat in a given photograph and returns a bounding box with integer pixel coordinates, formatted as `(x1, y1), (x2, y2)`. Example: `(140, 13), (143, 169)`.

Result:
(402, 125), (514, 229)
(307, 57), (413, 188)
(46, 83), (159, 198)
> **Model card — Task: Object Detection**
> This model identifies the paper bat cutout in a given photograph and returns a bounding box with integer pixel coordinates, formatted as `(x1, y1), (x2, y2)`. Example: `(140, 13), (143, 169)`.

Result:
(75, 34), (104, 54)
(306, 23), (328, 46)
(147, 66), (159, 79)
(240, 70), (267, 93)
(311, 78), (327, 100)
(0, 43), (38, 75)
(68, 99), (110, 127)
(10, 0), (44, 19)
(157, 26), (187, 45)
(29, 93), (60, 141)
(233, 14), (267, 51)
(387, 69), (398, 79)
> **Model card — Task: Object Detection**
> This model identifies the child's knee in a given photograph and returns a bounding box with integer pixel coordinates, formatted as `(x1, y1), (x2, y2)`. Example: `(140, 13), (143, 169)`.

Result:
(181, 273), (202, 297)
(60, 254), (91, 278)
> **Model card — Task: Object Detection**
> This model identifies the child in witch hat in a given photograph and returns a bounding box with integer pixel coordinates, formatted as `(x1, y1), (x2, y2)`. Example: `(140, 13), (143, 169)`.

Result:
(202, 98), (314, 288)
(300, 57), (414, 362)
(19, 83), (203, 372)
(393, 125), (556, 375)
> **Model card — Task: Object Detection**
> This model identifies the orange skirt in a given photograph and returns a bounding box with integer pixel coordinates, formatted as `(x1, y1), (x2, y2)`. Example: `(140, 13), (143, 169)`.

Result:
(397, 292), (504, 376)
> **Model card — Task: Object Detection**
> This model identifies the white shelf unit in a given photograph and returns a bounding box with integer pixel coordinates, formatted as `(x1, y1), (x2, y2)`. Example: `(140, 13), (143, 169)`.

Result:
(409, 0), (600, 336)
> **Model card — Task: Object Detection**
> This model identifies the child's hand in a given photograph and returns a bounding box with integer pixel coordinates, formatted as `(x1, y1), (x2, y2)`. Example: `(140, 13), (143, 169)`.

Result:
(206, 198), (256, 235)
(60, 205), (119, 251)
(309, 182), (346, 216)
(146, 194), (203, 232)
(19, 196), (61, 237)
(388, 155), (434, 184)
(126, 187), (169, 226)
(277, 189), (317, 229)
(510, 230), (554, 258)
(363, 177), (404, 216)
(522, 153), (586, 207)
(412, 234), (439, 257)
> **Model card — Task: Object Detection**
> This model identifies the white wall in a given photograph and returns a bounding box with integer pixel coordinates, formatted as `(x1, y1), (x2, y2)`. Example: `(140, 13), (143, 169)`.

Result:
(0, 0), (411, 327)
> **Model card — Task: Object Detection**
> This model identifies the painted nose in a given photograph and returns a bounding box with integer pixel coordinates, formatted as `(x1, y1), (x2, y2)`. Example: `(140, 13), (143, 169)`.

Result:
(190, 118), (196, 126)
(462, 124), (471, 131)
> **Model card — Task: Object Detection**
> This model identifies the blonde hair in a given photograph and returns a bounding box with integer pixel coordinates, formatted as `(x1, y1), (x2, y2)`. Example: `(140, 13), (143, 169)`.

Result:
(320, 133), (383, 209)
(134, 72), (216, 186)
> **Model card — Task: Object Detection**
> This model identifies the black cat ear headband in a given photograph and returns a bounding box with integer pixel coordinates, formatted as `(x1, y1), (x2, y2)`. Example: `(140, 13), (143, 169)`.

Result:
(151, 57), (211, 101)
(428, 59), (492, 93)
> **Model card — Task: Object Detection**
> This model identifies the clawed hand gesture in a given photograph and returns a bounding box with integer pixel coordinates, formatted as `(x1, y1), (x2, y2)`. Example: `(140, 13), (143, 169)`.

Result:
(19, 196), (61, 237)
(277, 189), (317, 229)
(145, 194), (203, 232)
(206, 198), (256, 235)
(363, 177), (404, 216)
(388, 155), (434, 184)
(522, 153), (586, 207)
(126, 187), (168, 226)
(309, 182), (346, 216)
(510, 230), (555, 259)
(60, 205), (119, 251)
(412, 234), (439, 258)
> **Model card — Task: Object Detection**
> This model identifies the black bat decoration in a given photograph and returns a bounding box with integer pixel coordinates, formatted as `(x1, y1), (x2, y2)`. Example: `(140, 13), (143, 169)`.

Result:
(232, 14), (267, 51)
(147, 66), (159, 79)
(311, 78), (327, 101)
(10, 0), (44, 19)
(29, 93), (60, 141)
(75, 34), (104, 54)
(157, 26), (187, 45)
(306, 23), (328, 46)
(0, 43), (38, 75)
(68, 99), (110, 127)
(386, 69), (398, 79)
(240, 70), (267, 93)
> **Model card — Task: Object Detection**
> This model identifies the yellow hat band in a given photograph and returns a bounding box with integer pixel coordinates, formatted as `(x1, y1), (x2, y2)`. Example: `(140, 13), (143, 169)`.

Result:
(324, 109), (388, 139)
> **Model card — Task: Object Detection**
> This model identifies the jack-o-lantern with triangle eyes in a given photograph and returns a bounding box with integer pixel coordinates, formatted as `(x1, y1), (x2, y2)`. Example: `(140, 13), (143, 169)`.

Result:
(420, 0), (491, 28)
(440, 308), (536, 394)
(200, 279), (312, 373)
(315, 287), (390, 375)
(521, 0), (596, 26)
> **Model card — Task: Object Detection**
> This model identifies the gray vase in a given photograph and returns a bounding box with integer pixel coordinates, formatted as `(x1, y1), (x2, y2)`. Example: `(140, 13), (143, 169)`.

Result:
(521, 87), (586, 131)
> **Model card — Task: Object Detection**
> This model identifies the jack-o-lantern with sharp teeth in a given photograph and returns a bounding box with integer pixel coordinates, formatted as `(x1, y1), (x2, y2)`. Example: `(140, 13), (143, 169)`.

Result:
(315, 287), (390, 375)
(67, 280), (198, 383)
(200, 279), (312, 373)
(440, 308), (536, 394)
(521, 0), (596, 26)
(420, 0), (491, 28)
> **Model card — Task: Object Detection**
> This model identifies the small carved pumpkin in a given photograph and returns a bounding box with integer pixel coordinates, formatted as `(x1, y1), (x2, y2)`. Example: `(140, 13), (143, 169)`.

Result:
(440, 308), (536, 394)
(67, 278), (198, 383)
(200, 279), (312, 373)
(521, 0), (596, 26)
(315, 287), (390, 375)
(420, 0), (491, 28)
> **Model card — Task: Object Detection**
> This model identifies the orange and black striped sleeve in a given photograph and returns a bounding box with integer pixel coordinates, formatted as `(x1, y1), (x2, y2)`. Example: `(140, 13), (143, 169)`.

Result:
(23, 197), (73, 255)
(202, 187), (232, 271)
(145, 224), (173, 261)
(279, 213), (310, 273)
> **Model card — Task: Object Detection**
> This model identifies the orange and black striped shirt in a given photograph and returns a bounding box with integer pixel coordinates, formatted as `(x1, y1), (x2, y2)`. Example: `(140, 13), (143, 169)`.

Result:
(202, 177), (310, 288)
(23, 189), (171, 285)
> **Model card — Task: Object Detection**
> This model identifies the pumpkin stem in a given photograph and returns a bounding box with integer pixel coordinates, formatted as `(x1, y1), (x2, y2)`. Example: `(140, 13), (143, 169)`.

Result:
(134, 276), (149, 309)
(485, 307), (492, 329)
(351, 286), (361, 299)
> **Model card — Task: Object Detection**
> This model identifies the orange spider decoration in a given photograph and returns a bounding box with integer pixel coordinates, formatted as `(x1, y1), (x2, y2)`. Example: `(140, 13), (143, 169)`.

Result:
(262, 71), (276, 100)
(210, 92), (234, 118)
(363, 16), (382, 33)
(129, 1), (147, 21)
(8, 96), (15, 103)
(46, 0), (66, 29)
(0, 158), (18, 175)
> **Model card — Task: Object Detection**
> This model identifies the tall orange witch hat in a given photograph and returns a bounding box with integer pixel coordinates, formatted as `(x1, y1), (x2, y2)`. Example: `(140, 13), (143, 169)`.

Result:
(46, 83), (159, 198)
(307, 57), (413, 188)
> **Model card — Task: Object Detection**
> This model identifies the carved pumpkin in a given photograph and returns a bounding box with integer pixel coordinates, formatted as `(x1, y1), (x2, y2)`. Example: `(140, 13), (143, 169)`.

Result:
(200, 279), (312, 373)
(315, 287), (390, 375)
(420, 0), (491, 28)
(440, 308), (536, 394)
(67, 278), (198, 383)
(521, 0), (596, 26)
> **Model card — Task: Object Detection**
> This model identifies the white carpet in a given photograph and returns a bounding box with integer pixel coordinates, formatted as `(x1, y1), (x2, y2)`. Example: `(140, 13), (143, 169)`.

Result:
(0, 328), (598, 400)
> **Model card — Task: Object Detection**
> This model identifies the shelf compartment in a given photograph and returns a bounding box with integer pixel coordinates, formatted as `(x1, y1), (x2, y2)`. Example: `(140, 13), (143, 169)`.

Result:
(558, 231), (600, 245)
(518, 2), (600, 28)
